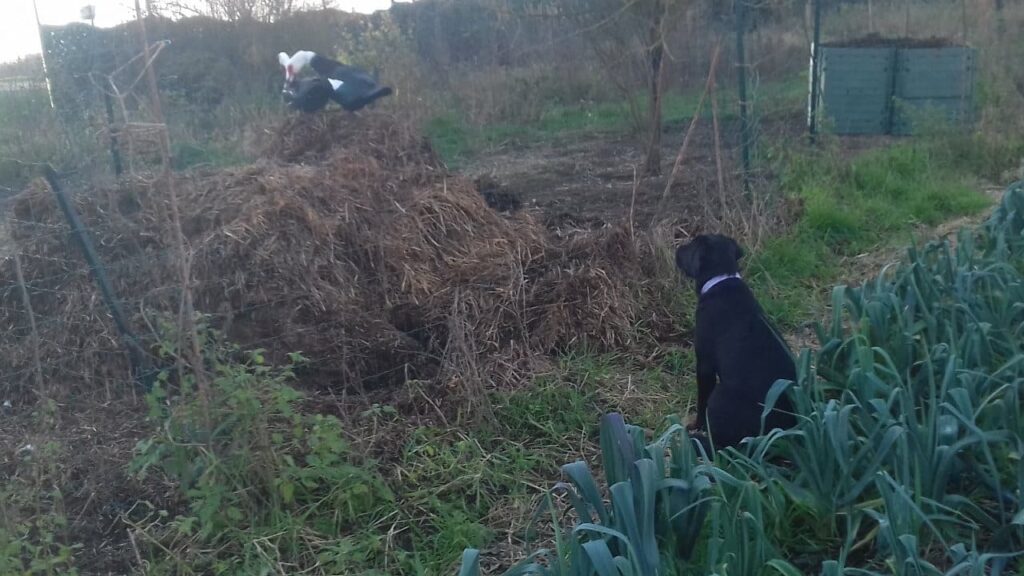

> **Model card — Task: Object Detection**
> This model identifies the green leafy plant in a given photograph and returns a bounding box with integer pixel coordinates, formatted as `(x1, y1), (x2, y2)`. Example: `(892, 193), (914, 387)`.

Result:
(129, 317), (393, 575)
(459, 183), (1024, 575)
(458, 412), (713, 575)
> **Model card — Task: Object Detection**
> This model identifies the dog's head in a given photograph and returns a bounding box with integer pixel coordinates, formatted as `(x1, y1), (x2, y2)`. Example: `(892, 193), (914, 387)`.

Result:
(675, 234), (744, 290)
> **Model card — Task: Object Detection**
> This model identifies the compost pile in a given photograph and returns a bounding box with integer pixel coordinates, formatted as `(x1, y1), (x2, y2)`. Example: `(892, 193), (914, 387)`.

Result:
(822, 34), (960, 49)
(0, 111), (679, 398)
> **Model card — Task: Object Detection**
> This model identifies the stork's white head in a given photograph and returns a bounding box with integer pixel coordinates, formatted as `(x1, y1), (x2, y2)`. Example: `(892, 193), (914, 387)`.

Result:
(278, 50), (316, 82)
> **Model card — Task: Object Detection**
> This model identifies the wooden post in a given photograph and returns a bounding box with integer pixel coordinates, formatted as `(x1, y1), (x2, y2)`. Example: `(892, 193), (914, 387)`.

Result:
(809, 0), (822, 143)
(133, 0), (211, 413)
(735, 0), (752, 196)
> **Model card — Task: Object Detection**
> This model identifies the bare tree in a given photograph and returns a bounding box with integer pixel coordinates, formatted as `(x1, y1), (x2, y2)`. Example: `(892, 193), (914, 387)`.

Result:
(540, 0), (693, 176)
(152, 0), (307, 21)
(642, 0), (668, 175)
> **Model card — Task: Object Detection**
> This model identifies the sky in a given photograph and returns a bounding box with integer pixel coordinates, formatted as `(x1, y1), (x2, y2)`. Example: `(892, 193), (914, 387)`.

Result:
(0, 0), (396, 64)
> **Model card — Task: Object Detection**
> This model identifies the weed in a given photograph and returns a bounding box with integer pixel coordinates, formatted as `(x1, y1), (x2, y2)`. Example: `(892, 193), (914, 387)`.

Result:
(425, 112), (476, 166)
(130, 317), (393, 575)
(499, 380), (595, 445)
(171, 141), (247, 171)
(0, 438), (81, 576)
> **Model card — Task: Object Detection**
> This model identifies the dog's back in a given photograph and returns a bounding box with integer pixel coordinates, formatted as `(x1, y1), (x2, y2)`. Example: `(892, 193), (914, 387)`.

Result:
(697, 280), (796, 444)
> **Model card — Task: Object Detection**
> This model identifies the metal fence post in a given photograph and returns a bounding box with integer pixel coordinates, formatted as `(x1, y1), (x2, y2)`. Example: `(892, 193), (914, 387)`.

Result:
(42, 165), (149, 389)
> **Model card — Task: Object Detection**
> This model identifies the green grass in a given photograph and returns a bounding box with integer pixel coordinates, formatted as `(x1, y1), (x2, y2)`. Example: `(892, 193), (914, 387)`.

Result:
(389, 351), (696, 573)
(748, 138), (1002, 326)
(425, 76), (806, 167)
(0, 89), (70, 194)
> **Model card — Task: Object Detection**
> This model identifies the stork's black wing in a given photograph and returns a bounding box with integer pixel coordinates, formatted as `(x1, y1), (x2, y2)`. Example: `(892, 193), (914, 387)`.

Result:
(308, 52), (392, 112)
(309, 54), (378, 93)
(283, 77), (332, 113)
(334, 85), (393, 112)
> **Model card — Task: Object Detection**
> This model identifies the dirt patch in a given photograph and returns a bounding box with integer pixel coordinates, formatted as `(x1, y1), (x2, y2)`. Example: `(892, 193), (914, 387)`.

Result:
(464, 125), (734, 231)
(474, 174), (522, 213)
(461, 112), (815, 234)
(0, 397), (151, 574)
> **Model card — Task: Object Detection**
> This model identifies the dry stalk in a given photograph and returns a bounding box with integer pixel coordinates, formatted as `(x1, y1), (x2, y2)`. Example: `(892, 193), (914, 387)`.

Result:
(657, 40), (722, 217)
(133, 0), (211, 420)
(629, 164), (638, 241)
(442, 290), (495, 427)
(709, 47), (727, 217)
(12, 250), (44, 398)
(127, 528), (145, 571)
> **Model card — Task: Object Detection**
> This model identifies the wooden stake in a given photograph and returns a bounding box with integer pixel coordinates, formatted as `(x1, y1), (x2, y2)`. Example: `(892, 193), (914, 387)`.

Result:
(658, 41), (722, 215)
(13, 252), (44, 397)
(133, 0), (211, 418)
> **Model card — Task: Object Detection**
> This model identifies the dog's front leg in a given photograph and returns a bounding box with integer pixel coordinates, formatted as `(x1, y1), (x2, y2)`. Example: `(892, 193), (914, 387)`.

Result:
(690, 341), (716, 431)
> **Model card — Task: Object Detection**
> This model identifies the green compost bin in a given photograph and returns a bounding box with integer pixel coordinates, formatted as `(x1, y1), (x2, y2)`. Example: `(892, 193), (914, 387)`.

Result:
(812, 40), (976, 136)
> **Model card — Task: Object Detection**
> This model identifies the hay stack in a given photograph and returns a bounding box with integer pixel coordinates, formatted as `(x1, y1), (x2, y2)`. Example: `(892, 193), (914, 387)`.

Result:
(0, 112), (679, 398)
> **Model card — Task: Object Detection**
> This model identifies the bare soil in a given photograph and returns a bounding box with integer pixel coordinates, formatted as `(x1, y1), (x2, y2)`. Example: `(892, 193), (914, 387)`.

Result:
(461, 113), (807, 232)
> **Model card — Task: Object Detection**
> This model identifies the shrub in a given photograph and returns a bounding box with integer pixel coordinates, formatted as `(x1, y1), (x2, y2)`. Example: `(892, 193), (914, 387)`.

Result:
(130, 318), (393, 574)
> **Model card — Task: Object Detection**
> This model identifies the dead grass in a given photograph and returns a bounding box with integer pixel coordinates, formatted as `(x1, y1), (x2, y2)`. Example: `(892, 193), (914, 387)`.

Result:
(0, 111), (683, 407)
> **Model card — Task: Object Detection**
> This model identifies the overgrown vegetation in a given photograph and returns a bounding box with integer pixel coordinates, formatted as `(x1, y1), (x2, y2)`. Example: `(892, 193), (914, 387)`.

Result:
(130, 318), (395, 574)
(3, 0), (1024, 574)
(120, 322), (695, 574)
(459, 183), (1024, 575)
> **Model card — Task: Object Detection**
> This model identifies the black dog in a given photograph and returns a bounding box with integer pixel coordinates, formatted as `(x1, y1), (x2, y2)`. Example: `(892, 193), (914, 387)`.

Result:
(675, 234), (797, 452)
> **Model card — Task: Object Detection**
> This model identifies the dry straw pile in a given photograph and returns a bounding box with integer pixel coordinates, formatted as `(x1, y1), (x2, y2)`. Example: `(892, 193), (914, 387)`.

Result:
(1, 112), (681, 400)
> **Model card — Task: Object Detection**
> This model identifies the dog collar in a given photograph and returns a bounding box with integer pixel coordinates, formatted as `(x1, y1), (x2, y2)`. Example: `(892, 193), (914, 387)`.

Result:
(700, 273), (741, 296)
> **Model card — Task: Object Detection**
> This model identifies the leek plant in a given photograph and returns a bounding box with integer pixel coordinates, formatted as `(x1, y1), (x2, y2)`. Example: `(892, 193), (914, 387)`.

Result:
(459, 183), (1024, 575)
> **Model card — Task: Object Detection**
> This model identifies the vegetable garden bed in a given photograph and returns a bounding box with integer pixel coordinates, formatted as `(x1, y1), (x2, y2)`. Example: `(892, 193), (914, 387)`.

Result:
(461, 181), (1024, 575)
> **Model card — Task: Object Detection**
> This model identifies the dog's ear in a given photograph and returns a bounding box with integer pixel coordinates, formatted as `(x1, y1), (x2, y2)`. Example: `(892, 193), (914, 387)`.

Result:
(675, 237), (705, 279)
